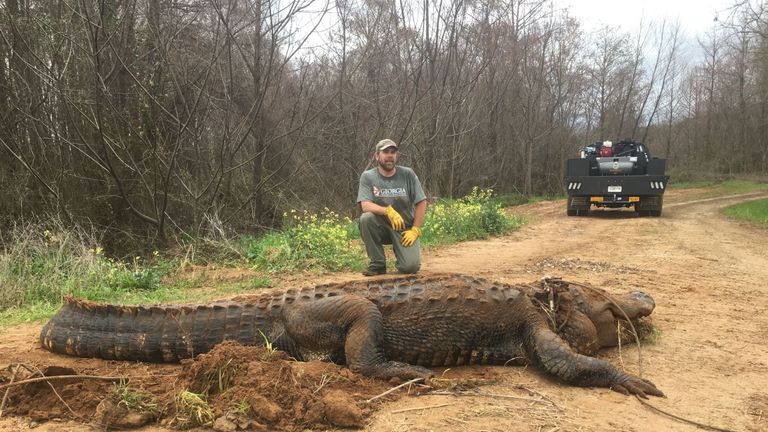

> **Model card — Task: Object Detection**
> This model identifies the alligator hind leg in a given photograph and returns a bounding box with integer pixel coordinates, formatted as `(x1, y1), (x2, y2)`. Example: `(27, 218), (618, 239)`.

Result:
(281, 294), (432, 381)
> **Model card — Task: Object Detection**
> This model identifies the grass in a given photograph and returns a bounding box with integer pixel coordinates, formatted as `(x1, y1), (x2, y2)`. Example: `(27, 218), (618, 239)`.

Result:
(246, 209), (367, 273)
(246, 187), (522, 271)
(421, 187), (524, 246)
(669, 176), (768, 192)
(1, 188), (522, 326)
(208, 358), (238, 394)
(114, 380), (159, 413)
(722, 199), (768, 228)
(666, 178), (768, 203)
(0, 221), (267, 327)
(174, 390), (214, 428)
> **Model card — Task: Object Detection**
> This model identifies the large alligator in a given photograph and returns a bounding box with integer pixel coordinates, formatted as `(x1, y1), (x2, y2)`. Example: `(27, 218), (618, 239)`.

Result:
(40, 273), (663, 397)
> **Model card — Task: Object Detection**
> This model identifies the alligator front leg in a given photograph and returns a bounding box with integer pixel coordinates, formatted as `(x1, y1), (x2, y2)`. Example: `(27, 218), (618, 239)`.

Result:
(281, 294), (433, 381)
(525, 320), (664, 398)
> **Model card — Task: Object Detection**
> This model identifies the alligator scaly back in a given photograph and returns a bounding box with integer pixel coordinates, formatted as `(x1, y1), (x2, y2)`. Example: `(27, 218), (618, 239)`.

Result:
(38, 274), (664, 396)
(39, 297), (279, 361)
(39, 275), (489, 362)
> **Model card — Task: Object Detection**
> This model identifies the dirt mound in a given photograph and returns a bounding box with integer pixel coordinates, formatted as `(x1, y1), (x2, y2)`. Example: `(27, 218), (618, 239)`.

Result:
(0, 342), (410, 431)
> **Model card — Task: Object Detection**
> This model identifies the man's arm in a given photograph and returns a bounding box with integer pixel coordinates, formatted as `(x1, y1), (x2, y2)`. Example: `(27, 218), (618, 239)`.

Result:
(412, 199), (427, 228)
(360, 201), (388, 215)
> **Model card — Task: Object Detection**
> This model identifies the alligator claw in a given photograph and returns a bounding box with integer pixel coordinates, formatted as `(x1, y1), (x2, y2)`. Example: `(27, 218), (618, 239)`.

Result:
(612, 375), (664, 398)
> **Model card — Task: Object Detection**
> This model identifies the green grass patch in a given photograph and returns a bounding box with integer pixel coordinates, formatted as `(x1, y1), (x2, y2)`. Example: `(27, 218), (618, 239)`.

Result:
(0, 221), (268, 326)
(246, 209), (366, 273)
(0, 224), (177, 310)
(0, 302), (60, 325)
(245, 188), (524, 271)
(2, 188), (527, 326)
(668, 178), (768, 198)
(722, 199), (768, 227)
(715, 179), (768, 194)
(668, 173), (768, 190)
(421, 188), (524, 246)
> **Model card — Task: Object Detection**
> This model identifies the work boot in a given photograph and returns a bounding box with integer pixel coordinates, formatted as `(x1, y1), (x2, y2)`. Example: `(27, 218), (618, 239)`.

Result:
(362, 266), (386, 276)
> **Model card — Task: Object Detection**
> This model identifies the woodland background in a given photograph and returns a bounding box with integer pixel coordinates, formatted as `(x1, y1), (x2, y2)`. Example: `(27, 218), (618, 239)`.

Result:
(1, 0), (766, 248)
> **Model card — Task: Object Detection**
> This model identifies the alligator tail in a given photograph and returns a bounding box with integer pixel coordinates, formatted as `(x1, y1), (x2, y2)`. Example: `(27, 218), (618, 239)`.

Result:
(39, 297), (274, 362)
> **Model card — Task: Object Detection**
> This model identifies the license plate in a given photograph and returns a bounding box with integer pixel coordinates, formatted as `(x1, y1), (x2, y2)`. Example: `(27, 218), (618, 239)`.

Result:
(607, 186), (622, 193)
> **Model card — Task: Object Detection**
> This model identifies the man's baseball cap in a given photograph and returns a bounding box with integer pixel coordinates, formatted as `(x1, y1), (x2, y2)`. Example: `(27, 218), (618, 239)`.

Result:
(375, 139), (398, 152)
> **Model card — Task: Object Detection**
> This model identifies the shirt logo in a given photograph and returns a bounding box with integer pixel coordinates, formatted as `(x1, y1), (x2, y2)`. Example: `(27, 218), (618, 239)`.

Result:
(373, 186), (407, 197)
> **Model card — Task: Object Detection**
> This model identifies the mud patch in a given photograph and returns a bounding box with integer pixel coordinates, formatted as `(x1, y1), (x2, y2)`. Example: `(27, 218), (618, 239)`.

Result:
(0, 342), (417, 431)
(530, 257), (640, 274)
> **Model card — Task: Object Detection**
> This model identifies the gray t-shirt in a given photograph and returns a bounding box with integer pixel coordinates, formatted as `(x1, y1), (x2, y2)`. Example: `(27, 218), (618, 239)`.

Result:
(357, 166), (427, 228)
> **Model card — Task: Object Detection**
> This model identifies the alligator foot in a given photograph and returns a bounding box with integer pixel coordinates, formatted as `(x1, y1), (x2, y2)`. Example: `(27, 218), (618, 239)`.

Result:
(611, 374), (664, 398)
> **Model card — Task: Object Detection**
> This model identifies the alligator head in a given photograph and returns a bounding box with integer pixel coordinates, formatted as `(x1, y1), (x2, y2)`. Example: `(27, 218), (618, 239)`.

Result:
(533, 279), (656, 356)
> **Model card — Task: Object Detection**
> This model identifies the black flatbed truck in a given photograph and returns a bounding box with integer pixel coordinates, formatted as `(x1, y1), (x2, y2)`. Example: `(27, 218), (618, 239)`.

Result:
(564, 139), (669, 216)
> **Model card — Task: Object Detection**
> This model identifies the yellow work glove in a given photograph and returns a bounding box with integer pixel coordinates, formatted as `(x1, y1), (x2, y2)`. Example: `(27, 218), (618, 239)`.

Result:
(400, 226), (421, 247)
(385, 205), (405, 231)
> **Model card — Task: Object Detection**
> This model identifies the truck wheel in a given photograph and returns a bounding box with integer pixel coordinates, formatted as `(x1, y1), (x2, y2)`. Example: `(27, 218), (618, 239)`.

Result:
(567, 196), (588, 217)
(636, 197), (663, 217)
(567, 197), (577, 216)
(650, 197), (663, 217)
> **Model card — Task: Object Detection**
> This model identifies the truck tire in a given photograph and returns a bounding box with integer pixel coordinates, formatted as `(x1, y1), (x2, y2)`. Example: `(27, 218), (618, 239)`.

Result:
(636, 196), (663, 217)
(567, 196), (588, 216)
(651, 196), (663, 217)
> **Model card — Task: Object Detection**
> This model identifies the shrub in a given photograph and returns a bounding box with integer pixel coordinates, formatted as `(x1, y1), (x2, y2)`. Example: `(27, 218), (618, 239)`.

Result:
(247, 209), (365, 272)
(421, 187), (522, 245)
(0, 220), (175, 313)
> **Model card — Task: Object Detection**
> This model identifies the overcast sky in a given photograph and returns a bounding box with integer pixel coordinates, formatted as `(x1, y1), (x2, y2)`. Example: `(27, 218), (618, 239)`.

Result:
(555, 0), (736, 36)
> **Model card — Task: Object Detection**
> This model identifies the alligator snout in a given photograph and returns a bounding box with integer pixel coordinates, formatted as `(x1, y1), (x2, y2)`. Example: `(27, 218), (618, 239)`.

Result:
(625, 291), (656, 317)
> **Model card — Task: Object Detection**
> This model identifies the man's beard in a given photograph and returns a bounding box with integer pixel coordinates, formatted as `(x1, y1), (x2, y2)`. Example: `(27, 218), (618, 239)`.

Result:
(378, 159), (395, 172)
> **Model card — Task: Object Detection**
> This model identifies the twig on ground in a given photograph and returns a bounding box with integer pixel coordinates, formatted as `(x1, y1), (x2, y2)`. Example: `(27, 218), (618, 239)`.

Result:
(0, 374), (125, 390)
(27, 364), (80, 420)
(430, 389), (556, 407)
(0, 364), (21, 417)
(444, 416), (469, 424)
(636, 395), (736, 432)
(514, 385), (560, 410)
(391, 403), (455, 414)
(617, 321), (626, 370)
(313, 374), (332, 394)
(365, 377), (425, 403)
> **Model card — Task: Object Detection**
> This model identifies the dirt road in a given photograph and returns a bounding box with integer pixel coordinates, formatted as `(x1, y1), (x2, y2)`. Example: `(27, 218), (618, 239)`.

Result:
(2, 187), (767, 431)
